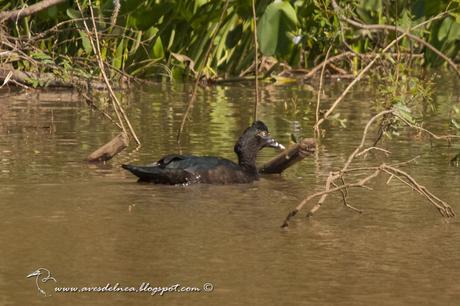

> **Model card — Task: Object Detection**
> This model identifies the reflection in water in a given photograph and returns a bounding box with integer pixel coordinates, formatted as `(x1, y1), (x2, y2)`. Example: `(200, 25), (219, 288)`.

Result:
(0, 81), (460, 305)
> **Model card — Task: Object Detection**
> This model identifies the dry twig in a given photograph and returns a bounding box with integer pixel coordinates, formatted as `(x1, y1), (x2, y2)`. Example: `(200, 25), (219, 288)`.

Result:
(76, 0), (140, 146)
(282, 110), (456, 228)
(315, 45), (332, 137)
(0, 0), (65, 23)
(252, 0), (259, 121)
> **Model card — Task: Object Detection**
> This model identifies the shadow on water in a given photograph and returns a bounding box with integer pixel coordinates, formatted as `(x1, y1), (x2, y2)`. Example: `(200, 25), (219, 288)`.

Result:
(0, 79), (460, 305)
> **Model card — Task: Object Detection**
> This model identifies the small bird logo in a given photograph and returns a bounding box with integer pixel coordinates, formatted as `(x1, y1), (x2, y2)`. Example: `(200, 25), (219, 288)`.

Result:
(26, 268), (57, 296)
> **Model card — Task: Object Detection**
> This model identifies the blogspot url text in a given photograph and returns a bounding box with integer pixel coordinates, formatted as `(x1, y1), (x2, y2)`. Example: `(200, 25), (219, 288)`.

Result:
(54, 282), (214, 296)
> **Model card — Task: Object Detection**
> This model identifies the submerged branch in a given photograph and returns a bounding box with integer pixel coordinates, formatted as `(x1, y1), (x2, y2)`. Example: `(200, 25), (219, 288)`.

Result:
(87, 132), (129, 162)
(259, 138), (316, 174)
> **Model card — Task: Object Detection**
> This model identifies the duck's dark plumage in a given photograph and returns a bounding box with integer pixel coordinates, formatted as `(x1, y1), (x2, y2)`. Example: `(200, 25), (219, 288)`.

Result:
(122, 121), (284, 185)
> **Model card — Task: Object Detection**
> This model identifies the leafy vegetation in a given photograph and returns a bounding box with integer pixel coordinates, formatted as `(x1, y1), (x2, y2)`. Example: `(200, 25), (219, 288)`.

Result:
(0, 0), (459, 85)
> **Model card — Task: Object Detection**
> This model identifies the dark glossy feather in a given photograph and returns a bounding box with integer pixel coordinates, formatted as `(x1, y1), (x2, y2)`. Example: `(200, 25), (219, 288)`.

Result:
(122, 156), (250, 184)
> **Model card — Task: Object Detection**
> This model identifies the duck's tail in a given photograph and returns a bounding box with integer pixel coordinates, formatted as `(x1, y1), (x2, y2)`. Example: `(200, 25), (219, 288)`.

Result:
(122, 164), (159, 181)
(121, 164), (191, 184)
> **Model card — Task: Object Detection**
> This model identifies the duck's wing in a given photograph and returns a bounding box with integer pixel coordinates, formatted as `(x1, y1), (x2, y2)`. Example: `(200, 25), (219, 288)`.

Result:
(121, 164), (194, 184)
(122, 155), (248, 184)
(162, 156), (239, 171)
(163, 156), (251, 184)
(157, 154), (187, 167)
(122, 155), (204, 184)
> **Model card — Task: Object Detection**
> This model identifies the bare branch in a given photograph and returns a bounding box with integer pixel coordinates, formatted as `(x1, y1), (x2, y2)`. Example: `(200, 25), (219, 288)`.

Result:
(315, 45), (332, 137)
(356, 146), (391, 158)
(282, 108), (456, 228)
(0, 0), (65, 23)
(394, 113), (460, 141)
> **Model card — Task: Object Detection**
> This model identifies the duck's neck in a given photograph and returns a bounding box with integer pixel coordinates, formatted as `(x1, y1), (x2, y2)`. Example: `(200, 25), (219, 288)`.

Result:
(237, 151), (259, 176)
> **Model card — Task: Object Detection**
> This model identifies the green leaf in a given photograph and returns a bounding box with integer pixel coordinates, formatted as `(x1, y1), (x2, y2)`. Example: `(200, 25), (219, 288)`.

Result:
(447, 21), (460, 42)
(129, 31), (143, 55)
(438, 17), (453, 41)
(151, 37), (164, 59)
(113, 39), (124, 70)
(66, 8), (81, 19)
(398, 9), (412, 30)
(78, 30), (92, 54)
(144, 26), (159, 39)
(30, 51), (51, 61)
(258, 1), (298, 57)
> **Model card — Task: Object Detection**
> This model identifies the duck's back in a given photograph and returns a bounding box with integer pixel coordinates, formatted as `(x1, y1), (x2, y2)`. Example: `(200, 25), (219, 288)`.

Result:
(122, 154), (255, 185)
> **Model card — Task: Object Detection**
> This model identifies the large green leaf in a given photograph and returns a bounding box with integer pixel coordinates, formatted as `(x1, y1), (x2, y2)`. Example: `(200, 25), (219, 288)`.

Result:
(78, 30), (92, 55)
(113, 39), (124, 70)
(438, 17), (453, 41)
(448, 21), (460, 42)
(151, 37), (165, 59)
(66, 8), (81, 19)
(257, 1), (298, 57)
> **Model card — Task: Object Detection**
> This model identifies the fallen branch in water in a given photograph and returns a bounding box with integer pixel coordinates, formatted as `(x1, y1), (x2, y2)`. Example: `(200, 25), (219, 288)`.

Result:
(259, 138), (316, 174)
(282, 109), (456, 228)
(87, 132), (129, 162)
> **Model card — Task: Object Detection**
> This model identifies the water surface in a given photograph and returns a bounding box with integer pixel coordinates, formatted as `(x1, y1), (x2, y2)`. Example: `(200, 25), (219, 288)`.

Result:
(1, 79), (460, 305)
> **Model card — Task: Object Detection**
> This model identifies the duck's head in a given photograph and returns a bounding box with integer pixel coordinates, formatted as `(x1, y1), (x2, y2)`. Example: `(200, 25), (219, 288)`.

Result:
(234, 121), (285, 171)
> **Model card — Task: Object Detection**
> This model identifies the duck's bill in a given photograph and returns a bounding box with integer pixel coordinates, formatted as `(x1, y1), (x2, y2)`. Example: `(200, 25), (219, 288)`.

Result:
(264, 136), (286, 150)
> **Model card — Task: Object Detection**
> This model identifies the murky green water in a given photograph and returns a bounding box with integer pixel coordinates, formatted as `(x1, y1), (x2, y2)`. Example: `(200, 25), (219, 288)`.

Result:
(1, 78), (460, 305)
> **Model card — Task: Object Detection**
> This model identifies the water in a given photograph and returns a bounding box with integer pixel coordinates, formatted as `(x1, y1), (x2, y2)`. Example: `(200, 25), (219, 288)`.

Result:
(1, 79), (460, 305)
